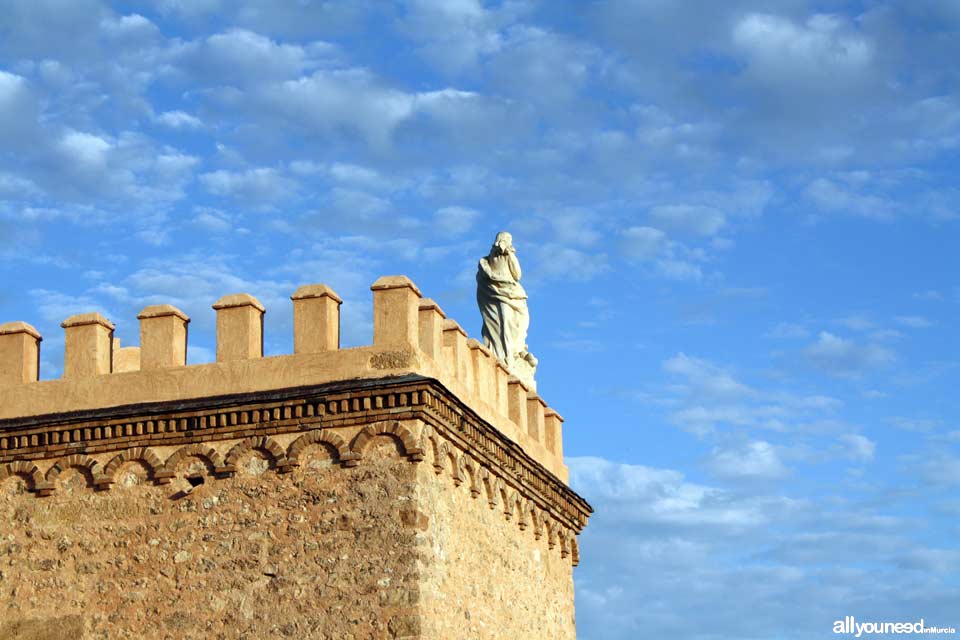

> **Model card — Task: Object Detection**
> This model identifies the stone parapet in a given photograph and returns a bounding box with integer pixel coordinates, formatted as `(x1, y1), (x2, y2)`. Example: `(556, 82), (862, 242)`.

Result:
(0, 276), (570, 480)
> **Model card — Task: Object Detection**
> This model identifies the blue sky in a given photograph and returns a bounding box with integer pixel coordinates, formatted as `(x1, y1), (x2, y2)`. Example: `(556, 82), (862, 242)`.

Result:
(1, 1), (958, 637)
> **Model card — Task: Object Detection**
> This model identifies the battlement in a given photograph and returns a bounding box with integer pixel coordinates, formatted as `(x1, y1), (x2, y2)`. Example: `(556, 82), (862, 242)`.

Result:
(0, 275), (567, 480)
(0, 273), (590, 639)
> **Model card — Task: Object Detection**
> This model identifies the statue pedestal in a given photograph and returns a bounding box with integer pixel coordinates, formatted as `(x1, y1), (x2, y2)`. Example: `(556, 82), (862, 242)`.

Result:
(510, 352), (538, 392)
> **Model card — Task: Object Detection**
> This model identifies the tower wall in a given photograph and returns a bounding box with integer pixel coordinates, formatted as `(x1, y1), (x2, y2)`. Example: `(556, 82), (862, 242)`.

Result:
(0, 276), (591, 639)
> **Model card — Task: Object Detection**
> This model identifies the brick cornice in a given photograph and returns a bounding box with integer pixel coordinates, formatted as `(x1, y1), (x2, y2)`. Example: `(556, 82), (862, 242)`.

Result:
(0, 374), (592, 536)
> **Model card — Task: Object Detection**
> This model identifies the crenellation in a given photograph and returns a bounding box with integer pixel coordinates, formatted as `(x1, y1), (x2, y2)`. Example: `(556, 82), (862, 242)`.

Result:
(0, 275), (569, 482)
(291, 284), (342, 353)
(526, 391), (547, 442)
(137, 304), (189, 369)
(0, 263), (595, 637)
(212, 293), (264, 362)
(493, 358), (511, 416)
(507, 376), (530, 437)
(0, 321), (41, 386)
(442, 318), (473, 389)
(467, 338), (495, 403)
(112, 339), (141, 373)
(61, 312), (114, 378)
(371, 275), (422, 349)
(544, 408), (564, 456)
(417, 298), (446, 361)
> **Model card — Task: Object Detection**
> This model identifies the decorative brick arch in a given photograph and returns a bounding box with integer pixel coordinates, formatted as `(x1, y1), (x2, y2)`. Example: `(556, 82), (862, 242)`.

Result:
(502, 489), (518, 521)
(559, 530), (570, 559)
(224, 436), (292, 474)
(480, 469), (498, 509)
(97, 448), (163, 489)
(461, 455), (481, 498)
(45, 454), (100, 492)
(530, 507), (545, 540)
(162, 444), (225, 480)
(489, 477), (505, 513)
(433, 439), (450, 475)
(450, 451), (465, 487)
(516, 497), (531, 531)
(0, 461), (44, 492)
(349, 421), (424, 464)
(419, 424), (439, 468)
(286, 429), (350, 466)
(546, 520), (557, 550)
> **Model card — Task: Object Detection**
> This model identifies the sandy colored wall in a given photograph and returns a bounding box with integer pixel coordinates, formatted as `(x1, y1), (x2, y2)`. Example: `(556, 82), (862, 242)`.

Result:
(0, 437), (422, 640)
(415, 460), (577, 639)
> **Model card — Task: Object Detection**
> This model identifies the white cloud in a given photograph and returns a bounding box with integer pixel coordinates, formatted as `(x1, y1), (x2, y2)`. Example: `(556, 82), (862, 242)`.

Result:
(886, 417), (941, 433)
(251, 68), (417, 146)
(663, 353), (754, 399)
(764, 322), (810, 340)
(155, 110), (203, 130)
(99, 13), (159, 42)
(57, 131), (112, 169)
(733, 13), (874, 86)
(622, 225), (667, 261)
(488, 26), (602, 107)
(622, 226), (703, 281)
(913, 290), (944, 301)
(804, 178), (895, 219)
(804, 331), (896, 378)
(649, 204), (726, 236)
(546, 210), (603, 247)
(199, 167), (297, 207)
(706, 440), (789, 479)
(121, 253), (297, 333)
(839, 434), (876, 463)
(570, 456), (779, 529)
(327, 162), (382, 185)
(192, 208), (235, 233)
(329, 187), (391, 219)
(28, 288), (116, 326)
(904, 452), (960, 487)
(399, 0), (508, 73)
(894, 315), (934, 329)
(0, 71), (41, 150)
(669, 404), (789, 436)
(433, 206), (480, 235)
(174, 28), (336, 84)
(528, 243), (609, 283)
(570, 452), (959, 638)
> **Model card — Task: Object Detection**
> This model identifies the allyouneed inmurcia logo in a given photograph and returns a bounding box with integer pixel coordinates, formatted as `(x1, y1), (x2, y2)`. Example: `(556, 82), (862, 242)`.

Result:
(833, 617), (957, 637)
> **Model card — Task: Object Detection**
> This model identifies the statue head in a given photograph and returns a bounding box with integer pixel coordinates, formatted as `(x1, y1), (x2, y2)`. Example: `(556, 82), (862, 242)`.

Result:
(492, 231), (513, 255)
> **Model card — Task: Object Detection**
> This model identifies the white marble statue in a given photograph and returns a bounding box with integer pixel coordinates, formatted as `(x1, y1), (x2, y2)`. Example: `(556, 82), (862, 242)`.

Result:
(477, 231), (538, 388)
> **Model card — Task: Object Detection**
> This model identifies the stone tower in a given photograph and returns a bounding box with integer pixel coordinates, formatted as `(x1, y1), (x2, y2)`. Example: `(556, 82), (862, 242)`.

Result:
(0, 275), (591, 639)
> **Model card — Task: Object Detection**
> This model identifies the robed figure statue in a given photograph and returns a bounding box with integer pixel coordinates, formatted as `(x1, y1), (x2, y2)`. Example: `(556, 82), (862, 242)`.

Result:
(477, 232), (537, 388)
